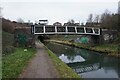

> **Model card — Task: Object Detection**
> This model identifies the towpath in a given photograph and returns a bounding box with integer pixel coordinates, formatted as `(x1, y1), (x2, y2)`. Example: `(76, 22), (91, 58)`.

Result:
(19, 41), (59, 78)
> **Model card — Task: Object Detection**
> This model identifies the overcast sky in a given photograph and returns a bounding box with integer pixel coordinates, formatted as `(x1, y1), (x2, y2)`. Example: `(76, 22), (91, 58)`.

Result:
(1, 0), (119, 24)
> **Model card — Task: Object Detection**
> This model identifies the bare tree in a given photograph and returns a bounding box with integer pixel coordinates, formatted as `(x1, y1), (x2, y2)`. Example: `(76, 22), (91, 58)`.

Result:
(68, 19), (75, 24)
(67, 19), (75, 26)
(87, 13), (93, 23)
(81, 22), (84, 26)
(100, 9), (112, 29)
(94, 15), (100, 23)
(86, 14), (93, 27)
(17, 18), (24, 23)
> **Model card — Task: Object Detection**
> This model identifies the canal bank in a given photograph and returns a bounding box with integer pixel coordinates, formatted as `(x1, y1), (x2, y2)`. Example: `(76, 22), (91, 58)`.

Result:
(44, 45), (80, 78)
(47, 40), (120, 58)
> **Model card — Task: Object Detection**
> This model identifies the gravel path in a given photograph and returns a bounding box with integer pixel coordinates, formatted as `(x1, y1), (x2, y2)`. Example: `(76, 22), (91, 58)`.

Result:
(19, 41), (59, 78)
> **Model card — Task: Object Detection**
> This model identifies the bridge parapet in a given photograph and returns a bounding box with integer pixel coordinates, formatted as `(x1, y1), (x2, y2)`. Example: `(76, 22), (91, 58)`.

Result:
(31, 25), (100, 35)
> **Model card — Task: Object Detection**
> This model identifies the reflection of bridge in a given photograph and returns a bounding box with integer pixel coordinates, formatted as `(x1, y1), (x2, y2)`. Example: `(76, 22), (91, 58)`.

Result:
(67, 62), (101, 74)
(66, 53), (102, 74)
(31, 25), (100, 35)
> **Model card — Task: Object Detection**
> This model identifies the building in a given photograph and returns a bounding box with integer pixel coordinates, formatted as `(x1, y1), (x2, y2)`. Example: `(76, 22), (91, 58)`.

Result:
(39, 20), (48, 25)
(53, 22), (62, 26)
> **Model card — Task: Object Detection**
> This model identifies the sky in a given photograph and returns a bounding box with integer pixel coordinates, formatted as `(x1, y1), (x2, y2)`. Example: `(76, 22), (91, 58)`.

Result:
(1, 0), (119, 25)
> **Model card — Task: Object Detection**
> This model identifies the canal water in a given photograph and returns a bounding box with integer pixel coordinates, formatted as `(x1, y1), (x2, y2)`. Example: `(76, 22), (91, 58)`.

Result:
(44, 42), (120, 78)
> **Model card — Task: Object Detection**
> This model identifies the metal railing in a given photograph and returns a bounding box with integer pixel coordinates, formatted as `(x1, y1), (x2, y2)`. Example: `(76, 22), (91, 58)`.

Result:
(32, 25), (100, 35)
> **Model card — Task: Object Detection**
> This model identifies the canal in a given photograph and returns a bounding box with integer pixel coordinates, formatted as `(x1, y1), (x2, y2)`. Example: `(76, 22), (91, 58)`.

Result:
(44, 42), (120, 78)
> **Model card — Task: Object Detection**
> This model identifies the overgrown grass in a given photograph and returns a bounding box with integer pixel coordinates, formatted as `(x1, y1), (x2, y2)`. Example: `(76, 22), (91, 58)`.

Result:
(92, 44), (118, 52)
(45, 46), (80, 78)
(2, 31), (15, 56)
(2, 48), (36, 78)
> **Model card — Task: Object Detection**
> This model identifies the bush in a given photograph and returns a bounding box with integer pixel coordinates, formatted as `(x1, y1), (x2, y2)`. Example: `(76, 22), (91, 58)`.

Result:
(2, 46), (16, 56)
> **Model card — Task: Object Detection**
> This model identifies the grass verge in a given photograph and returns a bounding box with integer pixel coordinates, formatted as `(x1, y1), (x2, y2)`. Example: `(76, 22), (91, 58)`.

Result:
(44, 46), (80, 78)
(2, 48), (36, 78)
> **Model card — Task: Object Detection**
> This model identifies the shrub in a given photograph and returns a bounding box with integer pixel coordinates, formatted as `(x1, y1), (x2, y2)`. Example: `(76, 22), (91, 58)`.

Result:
(2, 46), (16, 56)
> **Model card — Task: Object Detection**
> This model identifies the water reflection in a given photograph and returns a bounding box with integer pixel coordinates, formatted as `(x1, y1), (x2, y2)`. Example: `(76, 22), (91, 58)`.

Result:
(59, 54), (85, 63)
(44, 42), (120, 78)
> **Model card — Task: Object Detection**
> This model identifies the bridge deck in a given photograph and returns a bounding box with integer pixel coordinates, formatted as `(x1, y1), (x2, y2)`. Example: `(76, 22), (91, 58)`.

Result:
(32, 25), (100, 35)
